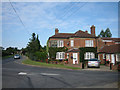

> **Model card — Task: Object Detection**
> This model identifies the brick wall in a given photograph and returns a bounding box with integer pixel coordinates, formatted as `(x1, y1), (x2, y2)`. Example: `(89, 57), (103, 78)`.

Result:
(49, 38), (97, 48)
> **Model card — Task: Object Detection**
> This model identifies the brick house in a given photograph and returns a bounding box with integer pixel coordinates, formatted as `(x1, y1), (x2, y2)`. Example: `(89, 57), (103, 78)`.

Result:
(98, 38), (120, 66)
(48, 25), (120, 65)
(48, 25), (98, 64)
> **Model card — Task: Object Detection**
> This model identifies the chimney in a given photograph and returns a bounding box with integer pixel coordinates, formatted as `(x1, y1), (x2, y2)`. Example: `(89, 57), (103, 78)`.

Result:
(55, 28), (59, 35)
(90, 25), (95, 36)
(85, 30), (88, 33)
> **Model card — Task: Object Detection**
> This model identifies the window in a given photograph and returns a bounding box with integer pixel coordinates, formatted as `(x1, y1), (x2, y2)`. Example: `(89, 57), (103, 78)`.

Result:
(67, 53), (69, 59)
(85, 40), (93, 47)
(50, 40), (57, 47)
(71, 40), (74, 47)
(103, 54), (105, 59)
(106, 54), (110, 61)
(57, 40), (64, 47)
(116, 54), (120, 62)
(56, 52), (65, 59)
(84, 52), (95, 60)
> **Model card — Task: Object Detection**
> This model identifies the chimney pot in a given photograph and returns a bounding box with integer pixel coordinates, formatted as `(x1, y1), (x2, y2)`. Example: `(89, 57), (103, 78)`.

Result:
(55, 28), (59, 35)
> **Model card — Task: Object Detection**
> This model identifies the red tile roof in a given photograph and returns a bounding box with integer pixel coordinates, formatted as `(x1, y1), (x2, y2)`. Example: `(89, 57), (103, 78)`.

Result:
(99, 44), (120, 54)
(49, 30), (96, 39)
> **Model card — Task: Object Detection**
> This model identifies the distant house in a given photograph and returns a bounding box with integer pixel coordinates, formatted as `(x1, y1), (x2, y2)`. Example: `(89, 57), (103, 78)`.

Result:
(48, 25), (120, 66)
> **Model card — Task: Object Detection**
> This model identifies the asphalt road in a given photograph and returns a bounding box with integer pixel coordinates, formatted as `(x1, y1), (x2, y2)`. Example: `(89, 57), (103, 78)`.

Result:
(2, 56), (119, 88)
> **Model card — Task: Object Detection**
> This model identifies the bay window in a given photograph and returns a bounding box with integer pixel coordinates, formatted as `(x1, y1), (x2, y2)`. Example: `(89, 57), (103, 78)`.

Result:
(56, 52), (65, 60)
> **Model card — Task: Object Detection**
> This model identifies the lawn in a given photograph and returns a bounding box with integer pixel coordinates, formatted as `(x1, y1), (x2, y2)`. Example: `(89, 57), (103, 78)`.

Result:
(22, 59), (81, 70)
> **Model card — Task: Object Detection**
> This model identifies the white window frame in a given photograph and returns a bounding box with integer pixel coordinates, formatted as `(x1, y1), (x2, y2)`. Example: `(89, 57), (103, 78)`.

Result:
(56, 52), (65, 60)
(71, 40), (74, 47)
(84, 52), (95, 60)
(116, 54), (120, 62)
(106, 54), (110, 61)
(57, 40), (64, 47)
(85, 40), (93, 47)
(67, 53), (69, 59)
(103, 54), (105, 59)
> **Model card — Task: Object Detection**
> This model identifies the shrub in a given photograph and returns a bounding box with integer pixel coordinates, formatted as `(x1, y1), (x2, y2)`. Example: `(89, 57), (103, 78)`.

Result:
(34, 51), (47, 62)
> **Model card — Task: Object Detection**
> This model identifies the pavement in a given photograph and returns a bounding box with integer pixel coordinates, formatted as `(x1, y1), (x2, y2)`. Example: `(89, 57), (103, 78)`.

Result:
(2, 56), (119, 88)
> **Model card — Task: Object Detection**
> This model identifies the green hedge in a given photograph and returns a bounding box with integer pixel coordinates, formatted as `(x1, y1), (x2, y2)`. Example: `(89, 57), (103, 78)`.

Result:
(48, 47), (68, 59)
(79, 47), (98, 63)
(28, 51), (47, 62)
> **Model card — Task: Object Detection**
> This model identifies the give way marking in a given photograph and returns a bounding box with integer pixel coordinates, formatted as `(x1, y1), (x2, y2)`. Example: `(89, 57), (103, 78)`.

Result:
(18, 72), (27, 75)
(40, 73), (59, 76)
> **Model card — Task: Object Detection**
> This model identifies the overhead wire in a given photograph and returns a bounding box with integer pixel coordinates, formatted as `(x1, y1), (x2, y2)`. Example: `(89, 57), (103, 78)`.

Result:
(9, 0), (31, 36)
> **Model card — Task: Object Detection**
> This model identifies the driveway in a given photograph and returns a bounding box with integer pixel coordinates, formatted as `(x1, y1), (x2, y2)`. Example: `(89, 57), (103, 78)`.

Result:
(84, 65), (113, 71)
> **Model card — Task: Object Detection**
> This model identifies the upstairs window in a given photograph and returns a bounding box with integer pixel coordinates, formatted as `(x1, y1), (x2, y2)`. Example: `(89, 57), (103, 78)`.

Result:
(57, 40), (64, 47)
(84, 52), (95, 60)
(50, 40), (57, 47)
(71, 40), (74, 47)
(85, 40), (93, 47)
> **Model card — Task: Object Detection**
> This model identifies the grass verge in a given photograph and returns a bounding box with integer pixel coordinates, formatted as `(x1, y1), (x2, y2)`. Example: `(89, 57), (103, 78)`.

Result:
(22, 59), (81, 70)
(2, 55), (13, 60)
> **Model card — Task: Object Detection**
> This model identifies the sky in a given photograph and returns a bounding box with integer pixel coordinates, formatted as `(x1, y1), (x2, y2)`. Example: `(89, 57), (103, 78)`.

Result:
(2, 2), (118, 49)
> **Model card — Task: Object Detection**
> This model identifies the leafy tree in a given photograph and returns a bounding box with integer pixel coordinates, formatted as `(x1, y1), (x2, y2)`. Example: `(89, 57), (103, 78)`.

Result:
(26, 33), (41, 53)
(105, 28), (112, 37)
(26, 33), (41, 60)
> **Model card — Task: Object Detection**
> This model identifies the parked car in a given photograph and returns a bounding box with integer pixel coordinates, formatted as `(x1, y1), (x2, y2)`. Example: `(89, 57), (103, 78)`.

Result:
(88, 58), (100, 68)
(14, 54), (20, 59)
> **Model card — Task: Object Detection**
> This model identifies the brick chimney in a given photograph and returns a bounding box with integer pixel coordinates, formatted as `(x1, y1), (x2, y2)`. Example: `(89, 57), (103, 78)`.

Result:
(85, 30), (88, 33)
(55, 28), (59, 35)
(90, 25), (95, 36)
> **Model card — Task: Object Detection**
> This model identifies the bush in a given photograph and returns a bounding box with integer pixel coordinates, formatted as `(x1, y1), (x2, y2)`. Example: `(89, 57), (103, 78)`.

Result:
(34, 51), (47, 62)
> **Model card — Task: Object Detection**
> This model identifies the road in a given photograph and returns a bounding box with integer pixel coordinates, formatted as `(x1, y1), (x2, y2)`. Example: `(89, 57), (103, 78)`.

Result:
(2, 56), (119, 88)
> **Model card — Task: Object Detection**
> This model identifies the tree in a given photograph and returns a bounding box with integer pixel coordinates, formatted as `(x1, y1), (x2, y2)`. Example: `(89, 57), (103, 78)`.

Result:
(98, 29), (105, 37)
(105, 28), (112, 37)
(26, 33), (41, 60)
(98, 28), (112, 37)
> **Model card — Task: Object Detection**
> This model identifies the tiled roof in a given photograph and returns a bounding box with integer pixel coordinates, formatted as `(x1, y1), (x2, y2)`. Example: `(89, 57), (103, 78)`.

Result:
(74, 30), (96, 38)
(101, 37), (120, 42)
(49, 30), (96, 39)
(49, 33), (75, 39)
(99, 44), (120, 54)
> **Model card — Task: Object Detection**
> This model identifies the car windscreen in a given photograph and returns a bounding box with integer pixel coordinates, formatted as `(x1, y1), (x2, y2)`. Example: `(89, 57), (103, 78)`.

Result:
(88, 59), (98, 61)
(15, 55), (19, 56)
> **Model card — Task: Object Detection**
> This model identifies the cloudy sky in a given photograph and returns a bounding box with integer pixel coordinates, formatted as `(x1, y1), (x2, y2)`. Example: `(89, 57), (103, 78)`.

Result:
(2, 2), (118, 49)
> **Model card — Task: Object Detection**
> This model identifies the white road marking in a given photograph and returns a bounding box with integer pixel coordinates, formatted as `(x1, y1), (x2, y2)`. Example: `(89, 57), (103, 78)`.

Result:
(40, 73), (59, 76)
(18, 72), (27, 75)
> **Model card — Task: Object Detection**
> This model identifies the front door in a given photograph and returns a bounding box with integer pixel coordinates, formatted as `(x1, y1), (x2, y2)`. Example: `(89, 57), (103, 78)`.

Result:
(73, 53), (78, 64)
